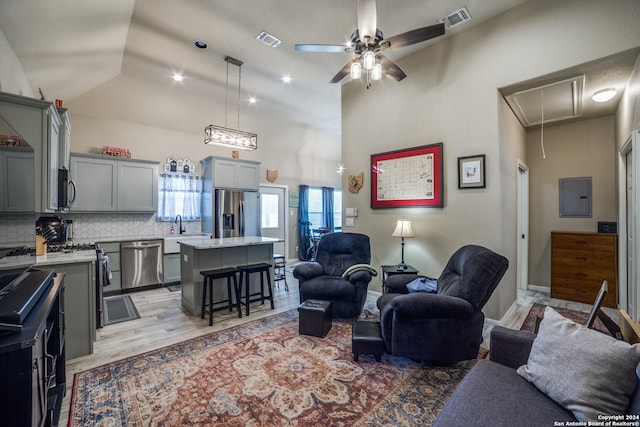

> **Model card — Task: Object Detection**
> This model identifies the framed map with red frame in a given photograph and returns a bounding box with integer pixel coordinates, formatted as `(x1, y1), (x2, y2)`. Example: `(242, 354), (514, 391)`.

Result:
(370, 143), (444, 208)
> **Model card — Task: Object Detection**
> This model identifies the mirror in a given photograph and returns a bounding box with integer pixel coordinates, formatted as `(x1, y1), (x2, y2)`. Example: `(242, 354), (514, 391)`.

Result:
(0, 114), (36, 252)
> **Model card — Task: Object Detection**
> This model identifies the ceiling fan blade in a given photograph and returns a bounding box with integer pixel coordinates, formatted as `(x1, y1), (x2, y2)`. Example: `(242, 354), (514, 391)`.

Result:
(358, 0), (377, 42)
(379, 54), (407, 81)
(330, 59), (357, 83)
(385, 23), (445, 49)
(295, 44), (347, 53)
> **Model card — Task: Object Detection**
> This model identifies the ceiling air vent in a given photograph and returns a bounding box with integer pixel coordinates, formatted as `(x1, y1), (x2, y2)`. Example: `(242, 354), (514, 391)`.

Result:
(256, 31), (282, 48)
(441, 7), (471, 28)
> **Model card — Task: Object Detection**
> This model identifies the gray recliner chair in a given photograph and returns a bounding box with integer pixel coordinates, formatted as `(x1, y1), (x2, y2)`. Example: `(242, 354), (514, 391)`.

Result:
(376, 245), (508, 363)
(293, 232), (373, 318)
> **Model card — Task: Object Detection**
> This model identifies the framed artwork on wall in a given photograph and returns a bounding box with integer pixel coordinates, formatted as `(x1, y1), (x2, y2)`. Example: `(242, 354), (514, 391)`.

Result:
(458, 154), (486, 189)
(370, 143), (444, 208)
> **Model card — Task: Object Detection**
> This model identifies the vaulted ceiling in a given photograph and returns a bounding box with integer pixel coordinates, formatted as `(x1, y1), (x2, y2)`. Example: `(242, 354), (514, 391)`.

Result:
(0, 0), (632, 135)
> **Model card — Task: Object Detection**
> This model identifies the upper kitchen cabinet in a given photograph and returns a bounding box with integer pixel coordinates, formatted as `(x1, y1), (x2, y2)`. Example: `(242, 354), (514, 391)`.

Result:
(117, 160), (158, 211)
(0, 147), (35, 212)
(203, 156), (260, 190)
(70, 153), (158, 212)
(0, 92), (61, 212)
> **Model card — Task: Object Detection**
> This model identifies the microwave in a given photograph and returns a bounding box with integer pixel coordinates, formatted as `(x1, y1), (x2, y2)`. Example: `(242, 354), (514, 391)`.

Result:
(57, 168), (76, 209)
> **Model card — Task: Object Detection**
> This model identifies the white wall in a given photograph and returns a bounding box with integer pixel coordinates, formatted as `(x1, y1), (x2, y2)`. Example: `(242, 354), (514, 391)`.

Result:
(0, 29), (33, 97)
(526, 116), (617, 287)
(66, 74), (343, 260)
(342, 0), (640, 319)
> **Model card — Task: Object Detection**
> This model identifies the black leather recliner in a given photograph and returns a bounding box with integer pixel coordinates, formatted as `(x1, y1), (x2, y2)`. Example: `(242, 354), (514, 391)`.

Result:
(376, 245), (508, 363)
(293, 232), (373, 318)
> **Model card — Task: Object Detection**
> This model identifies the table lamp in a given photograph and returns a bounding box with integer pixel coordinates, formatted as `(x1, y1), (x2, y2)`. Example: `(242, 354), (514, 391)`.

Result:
(392, 219), (414, 270)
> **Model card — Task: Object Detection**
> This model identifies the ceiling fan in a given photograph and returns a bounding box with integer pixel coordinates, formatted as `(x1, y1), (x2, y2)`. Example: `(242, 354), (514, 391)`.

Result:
(295, 0), (445, 87)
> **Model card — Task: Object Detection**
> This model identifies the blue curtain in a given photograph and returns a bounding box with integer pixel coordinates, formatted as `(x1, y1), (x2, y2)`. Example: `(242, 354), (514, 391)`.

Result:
(297, 185), (311, 260)
(322, 186), (334, 231)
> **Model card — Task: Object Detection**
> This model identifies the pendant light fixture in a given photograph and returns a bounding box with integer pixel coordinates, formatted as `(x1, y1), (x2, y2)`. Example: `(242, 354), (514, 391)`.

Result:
(204, 56), (257, 150)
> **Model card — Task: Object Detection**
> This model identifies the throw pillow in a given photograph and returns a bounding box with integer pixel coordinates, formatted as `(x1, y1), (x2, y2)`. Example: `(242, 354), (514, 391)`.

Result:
(516, 306), (640, 421)
(406, 277), (437, 293)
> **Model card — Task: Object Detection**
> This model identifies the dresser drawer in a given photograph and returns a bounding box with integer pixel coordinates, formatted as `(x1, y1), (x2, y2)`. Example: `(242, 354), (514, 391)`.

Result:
(550, 231), (617, 308)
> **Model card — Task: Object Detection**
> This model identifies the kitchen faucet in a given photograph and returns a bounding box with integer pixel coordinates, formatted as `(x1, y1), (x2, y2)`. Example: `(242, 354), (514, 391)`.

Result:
(175, 215), (186, 234)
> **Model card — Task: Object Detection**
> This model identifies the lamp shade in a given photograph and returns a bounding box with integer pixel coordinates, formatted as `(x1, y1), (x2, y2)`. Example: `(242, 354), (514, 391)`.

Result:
(392, 220), (414, 238)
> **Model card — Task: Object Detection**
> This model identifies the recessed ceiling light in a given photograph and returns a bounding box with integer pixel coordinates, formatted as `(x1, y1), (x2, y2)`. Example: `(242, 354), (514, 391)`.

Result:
(249, 96), (257, 104)
(592, 88), (617, 103)
(281, 75), (292, 84)
(172, 73), (184, 82)
(193, 40), (208, 50)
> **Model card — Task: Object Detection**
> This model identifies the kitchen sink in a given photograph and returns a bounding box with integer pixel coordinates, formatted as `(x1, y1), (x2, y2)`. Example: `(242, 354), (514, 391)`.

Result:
(163, 235), (212, 254)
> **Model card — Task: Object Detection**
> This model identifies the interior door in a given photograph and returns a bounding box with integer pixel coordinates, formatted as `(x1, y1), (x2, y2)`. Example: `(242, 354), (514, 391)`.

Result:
(627, 148), (634, 317)
(260, 185), (287, 257)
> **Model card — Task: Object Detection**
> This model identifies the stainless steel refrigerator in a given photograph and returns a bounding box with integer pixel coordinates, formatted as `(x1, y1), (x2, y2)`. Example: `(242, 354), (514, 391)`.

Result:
(205, 189), (261, 238)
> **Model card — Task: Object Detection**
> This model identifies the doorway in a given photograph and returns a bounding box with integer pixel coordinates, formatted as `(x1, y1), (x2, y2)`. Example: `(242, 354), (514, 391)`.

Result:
(517, 160), (530, 290)
(260, 184), (288, 258)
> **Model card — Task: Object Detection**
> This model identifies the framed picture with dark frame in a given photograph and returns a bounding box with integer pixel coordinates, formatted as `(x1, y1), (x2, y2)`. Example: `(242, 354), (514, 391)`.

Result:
(458, 154), (486, 189)
(370, 143), (444, 208)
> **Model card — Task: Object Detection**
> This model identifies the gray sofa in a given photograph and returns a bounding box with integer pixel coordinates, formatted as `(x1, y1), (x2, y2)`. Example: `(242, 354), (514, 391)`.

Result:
(433, 325), (640, 426)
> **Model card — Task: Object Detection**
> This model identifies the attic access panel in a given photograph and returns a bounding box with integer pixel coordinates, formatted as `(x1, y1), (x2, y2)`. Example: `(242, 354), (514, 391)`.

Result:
(559, 177), (592, 218)
(504, 76), (584, 128)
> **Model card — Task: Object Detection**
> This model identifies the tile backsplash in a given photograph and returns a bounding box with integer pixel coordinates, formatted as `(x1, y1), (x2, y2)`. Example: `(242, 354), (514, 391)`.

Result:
(0, 213), (202, 247)
(63, 213), (202, 241)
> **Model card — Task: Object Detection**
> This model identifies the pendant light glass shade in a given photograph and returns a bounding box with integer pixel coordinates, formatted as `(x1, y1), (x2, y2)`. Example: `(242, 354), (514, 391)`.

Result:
(371, 63), (382, 81)
(362, 51), (375, 70)
(350, 61), (362, 79)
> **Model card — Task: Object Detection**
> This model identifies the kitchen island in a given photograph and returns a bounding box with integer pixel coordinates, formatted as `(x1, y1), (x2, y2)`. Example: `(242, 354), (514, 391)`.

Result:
(179, 236), (281, 316)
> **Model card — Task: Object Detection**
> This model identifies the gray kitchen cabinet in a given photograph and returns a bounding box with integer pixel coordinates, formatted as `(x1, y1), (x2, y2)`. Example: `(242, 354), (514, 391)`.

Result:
(0, 147), (35, 212)
(70, 154), (117, 211)
(99, 242), (121, 294)
(207, 157), (260, 190)
(0, 92), (61, 212)
(117, 160), (158, 211)
(51, 261), (96, 359)
(70, 153), (159, 212)
(163, 253), (181, 284)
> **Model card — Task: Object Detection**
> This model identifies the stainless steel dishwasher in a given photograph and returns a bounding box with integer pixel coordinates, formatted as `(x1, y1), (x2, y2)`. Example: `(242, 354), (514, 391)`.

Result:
(121, 240), (164, 290)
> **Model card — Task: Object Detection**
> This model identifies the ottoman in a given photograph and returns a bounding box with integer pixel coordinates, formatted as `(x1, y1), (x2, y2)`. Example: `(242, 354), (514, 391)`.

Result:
(352, 321), (384, 362)
(298, 299), (332, 337)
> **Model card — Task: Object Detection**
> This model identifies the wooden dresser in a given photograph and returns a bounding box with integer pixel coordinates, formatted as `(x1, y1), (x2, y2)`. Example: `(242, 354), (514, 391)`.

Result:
(550, 231), (617, 308)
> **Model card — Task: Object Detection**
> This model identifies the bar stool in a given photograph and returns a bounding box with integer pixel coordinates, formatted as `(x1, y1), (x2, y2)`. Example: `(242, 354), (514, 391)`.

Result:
(200, 267), (241, 326)
(273, 254), (289, 291)
(237, 262), (274, 316)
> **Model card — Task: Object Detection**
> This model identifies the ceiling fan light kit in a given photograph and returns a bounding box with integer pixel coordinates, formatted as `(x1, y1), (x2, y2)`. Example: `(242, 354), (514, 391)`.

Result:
(295, 0), (446, 88)
(204, 56), (258, 151)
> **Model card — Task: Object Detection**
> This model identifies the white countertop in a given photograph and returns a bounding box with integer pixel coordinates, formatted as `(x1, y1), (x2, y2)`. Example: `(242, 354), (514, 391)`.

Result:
(0, 250), (96, 271)
(179, 236), (282, 249)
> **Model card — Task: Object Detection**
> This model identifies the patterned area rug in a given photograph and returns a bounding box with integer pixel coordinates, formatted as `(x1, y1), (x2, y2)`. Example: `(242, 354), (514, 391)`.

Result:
(69, 310), (483, 426)
(520, 303), (610, 335)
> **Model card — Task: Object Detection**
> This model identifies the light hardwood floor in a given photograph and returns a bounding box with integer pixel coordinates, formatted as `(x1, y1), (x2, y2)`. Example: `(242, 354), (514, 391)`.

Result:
(60, 269), (611, 424)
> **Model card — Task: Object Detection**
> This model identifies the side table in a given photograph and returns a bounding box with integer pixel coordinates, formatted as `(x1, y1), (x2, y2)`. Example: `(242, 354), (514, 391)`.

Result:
(381, 264), (419, 293)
